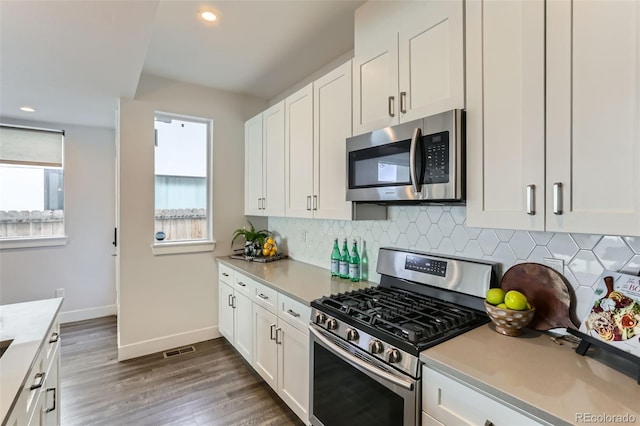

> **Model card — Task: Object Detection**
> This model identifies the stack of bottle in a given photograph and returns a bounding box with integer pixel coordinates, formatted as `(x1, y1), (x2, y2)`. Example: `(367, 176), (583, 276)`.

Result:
(330, 238), (360, 282)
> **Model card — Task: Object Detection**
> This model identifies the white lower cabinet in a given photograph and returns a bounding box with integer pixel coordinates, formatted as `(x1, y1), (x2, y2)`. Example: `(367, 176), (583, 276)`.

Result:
(422, 366), (544, 426)
(218, 266), (254, 364)
(218, 264), (310, 424)
(252, 300), (310, 423)
(7, 314), (61, 426)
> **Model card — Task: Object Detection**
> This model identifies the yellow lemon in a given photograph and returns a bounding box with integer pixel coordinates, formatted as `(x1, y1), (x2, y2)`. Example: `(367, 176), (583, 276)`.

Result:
(262, 248), (270, 257)
(504, 290), (528, 311)
(485, 288), (506, 305)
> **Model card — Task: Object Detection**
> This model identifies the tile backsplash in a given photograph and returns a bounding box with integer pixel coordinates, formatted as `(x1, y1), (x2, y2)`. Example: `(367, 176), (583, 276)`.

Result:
(268, 205), (640, 323)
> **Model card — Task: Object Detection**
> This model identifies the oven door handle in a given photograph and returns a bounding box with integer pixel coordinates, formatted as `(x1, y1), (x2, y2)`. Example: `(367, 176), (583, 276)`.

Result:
(309, 326), (414, 391)
(409, 127), (423, 194)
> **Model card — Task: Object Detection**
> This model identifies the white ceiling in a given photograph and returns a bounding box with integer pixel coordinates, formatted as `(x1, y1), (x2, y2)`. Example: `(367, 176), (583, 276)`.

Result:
(0, 0), (364, 128)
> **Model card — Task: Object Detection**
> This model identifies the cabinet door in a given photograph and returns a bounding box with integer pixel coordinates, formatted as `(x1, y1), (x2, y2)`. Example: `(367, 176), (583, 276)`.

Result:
(285, 84), (314, 218)
(252, 304), (278, 390)
(43, 344), (60, 426)
(244, 113), (263, 216)
(398, 0), (464, 122)
(263, 101), (286, 217)
(233, 292), (253, 364)
(313, 61), (353, 220)
(466, 0), (545, 231)
(218, 281), (234, 342)
(352, 39), (399, 135)
(546, 0), (640, 236)
(277, 319), (309, 423)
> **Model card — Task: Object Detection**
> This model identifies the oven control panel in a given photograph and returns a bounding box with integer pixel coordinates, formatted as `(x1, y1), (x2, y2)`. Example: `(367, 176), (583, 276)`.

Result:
(404, 255), (447, 277)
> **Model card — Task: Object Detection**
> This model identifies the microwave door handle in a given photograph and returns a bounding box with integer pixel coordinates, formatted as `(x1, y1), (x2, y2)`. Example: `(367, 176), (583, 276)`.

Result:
(409, 127), (422, 193)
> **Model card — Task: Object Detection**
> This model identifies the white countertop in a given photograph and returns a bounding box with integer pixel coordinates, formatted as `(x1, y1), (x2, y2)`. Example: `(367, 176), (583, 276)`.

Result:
(421, 324), (640, 425)
(217, 257), (374, 304)
(0, 298), (63, 423)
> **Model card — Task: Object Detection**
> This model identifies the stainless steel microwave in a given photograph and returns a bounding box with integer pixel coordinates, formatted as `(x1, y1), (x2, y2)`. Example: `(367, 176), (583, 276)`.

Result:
(346, 109), (465, 203)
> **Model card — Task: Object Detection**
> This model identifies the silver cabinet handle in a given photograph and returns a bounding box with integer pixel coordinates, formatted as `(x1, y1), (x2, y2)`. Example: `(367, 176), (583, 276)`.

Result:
(237, 281), (246, 287)
(228, 294), (233, 307)
(262, 198), (266, 210)
(526, 184), (536, 215)
(313, 195), (318, 210)
(553, 182), (563, 215)
(222, 272), (229, 277)
(388, 96), (395, 117)
(484, 421), (494, 426)
(46, 387), (57, 413)
(409, 128), (423, 194)
(258, 293), (269, 300)
(275, 327), (282, 345)
(286, 309), (300, 318)
(30, 372), (46, 391)
(49, 332), (60, 344)
(306, 195), (312, 211)
(257, 198), (261, 210)
(400, 91), (407, 114)
(270, 324), (276, 341)
(232, 295), (237, 309)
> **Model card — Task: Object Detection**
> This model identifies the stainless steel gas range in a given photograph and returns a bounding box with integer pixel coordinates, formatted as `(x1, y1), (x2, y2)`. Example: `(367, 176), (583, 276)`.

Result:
(309, 247), (498, 426)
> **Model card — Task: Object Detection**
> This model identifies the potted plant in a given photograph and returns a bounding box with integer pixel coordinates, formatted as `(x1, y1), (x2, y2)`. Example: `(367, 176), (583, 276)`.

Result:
(231, 221), (270, 257)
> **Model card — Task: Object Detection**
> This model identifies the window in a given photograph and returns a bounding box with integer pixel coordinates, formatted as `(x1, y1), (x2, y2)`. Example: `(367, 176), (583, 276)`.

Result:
(0, 124), (65, 245)
(153, 113), (212, 247)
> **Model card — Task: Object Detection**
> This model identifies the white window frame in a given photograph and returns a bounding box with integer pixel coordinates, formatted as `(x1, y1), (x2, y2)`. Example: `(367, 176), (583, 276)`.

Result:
(0, 124), (67, 250)
(151, 112), (216, 256)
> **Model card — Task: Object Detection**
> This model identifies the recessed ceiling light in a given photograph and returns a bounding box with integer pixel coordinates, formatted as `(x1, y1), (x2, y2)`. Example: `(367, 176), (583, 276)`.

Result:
(20, 106), (36, 112)
(200, 10), (217, 22)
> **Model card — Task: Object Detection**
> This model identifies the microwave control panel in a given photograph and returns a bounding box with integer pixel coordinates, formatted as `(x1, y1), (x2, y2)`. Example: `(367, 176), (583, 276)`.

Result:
(423, 131), (449, 184)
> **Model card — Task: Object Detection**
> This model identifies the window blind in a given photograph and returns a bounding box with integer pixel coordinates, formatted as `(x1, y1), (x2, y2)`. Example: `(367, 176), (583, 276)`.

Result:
(0, 125), (64, 167)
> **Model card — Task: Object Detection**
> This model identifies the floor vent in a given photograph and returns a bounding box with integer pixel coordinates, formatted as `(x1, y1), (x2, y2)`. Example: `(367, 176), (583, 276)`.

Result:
(163, 345), (196, 359)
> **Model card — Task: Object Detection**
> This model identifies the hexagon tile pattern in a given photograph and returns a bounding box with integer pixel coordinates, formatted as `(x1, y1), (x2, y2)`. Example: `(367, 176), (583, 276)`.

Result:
(268, 205), (640, 323)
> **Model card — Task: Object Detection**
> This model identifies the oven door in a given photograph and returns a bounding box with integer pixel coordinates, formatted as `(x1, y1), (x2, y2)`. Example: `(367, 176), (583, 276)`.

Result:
(309, 325), (419, 426)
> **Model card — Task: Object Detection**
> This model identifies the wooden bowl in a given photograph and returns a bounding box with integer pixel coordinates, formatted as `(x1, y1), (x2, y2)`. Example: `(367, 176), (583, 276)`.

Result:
(484, 301), (536, 336)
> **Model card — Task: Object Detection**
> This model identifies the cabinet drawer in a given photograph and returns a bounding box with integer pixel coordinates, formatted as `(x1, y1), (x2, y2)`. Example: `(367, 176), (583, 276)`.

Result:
(234, 273), (255, 297)
(423, 367), (543, 426)
(278, 293), (311, 333)
(253, 281), (278, 313)
(219, 264), (234, 285)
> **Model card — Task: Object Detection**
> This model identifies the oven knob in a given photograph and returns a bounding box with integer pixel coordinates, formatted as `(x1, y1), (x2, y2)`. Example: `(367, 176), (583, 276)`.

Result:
(315, 313), (327, 324)
(326, 318), (338, 330)
(369, 340), (384, 354)
(387, 349), (402, 364)
(346, 328), (359, 342)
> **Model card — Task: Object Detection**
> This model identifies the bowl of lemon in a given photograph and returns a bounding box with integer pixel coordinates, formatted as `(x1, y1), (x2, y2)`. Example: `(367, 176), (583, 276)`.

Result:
(484, 288), (535, 336)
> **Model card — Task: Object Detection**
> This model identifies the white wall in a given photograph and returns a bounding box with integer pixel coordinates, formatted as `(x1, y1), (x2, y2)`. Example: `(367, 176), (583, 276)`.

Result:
(117, 74), (266, 360)
(0, 118), (117, 322)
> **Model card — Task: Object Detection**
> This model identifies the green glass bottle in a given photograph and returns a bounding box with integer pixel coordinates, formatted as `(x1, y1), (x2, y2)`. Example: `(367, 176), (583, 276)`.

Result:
(330, 238), (341, 276)
(339, 238), (350, 279)
(349, 240), (360, 282)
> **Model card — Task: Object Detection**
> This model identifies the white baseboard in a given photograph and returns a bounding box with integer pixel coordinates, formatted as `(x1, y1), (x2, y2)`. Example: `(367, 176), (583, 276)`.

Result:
(118, 326), (221, 361)
(60, 304), (117, 324)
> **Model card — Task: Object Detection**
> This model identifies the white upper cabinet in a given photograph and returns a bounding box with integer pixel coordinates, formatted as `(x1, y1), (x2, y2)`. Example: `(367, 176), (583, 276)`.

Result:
(466, 0), (545, 231)
(467, 0), (640, 236)
(244, 101), (285, 217)
(285, 83), (314, 218)
(546, 0), (640, 235)
(353, 0), (464, 136)
(313, 61), (353, 220)
(244, 113), (263, 216)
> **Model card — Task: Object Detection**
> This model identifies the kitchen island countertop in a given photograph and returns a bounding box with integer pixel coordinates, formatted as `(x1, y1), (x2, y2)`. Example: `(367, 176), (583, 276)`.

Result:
(0, 297), (63, 423)
(217, 257), (373, 305)
(420, 324), (640, 425)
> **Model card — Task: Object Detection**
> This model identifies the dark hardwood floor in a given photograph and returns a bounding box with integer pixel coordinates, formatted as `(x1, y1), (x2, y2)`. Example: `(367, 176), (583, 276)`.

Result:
(60, 316), (304, 426)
